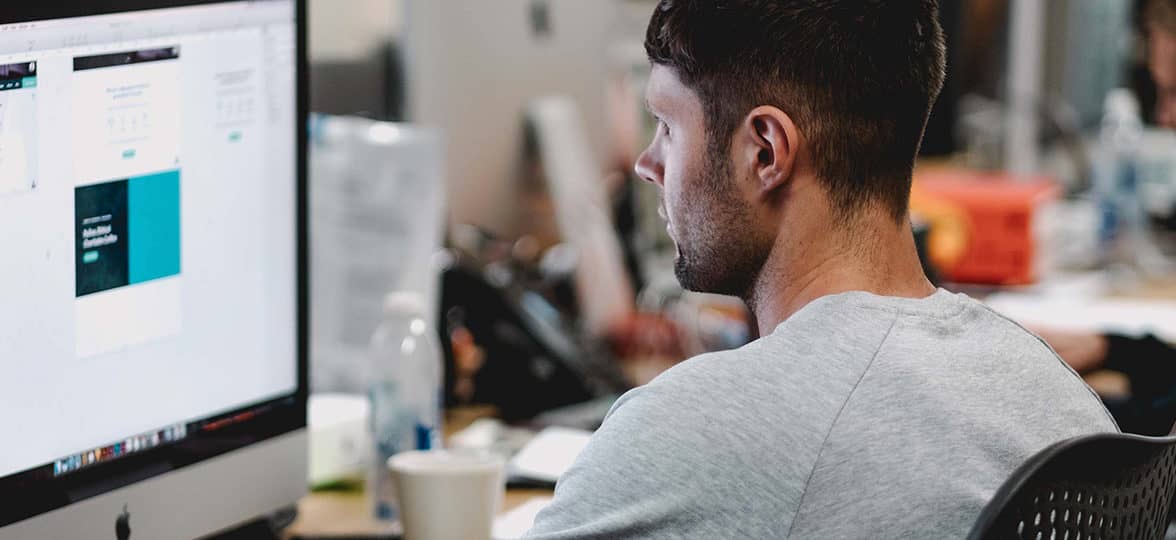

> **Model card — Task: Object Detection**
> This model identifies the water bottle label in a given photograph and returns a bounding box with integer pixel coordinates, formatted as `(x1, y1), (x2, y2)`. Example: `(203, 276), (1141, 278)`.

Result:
(415, 422), (436, 450)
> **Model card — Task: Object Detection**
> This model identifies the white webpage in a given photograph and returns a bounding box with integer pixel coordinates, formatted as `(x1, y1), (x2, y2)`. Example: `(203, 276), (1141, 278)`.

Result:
(0, 1), (298, 478)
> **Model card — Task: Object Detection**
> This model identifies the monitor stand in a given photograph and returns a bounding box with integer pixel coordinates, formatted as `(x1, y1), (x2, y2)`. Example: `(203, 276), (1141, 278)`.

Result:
(202, 506), (295, 540)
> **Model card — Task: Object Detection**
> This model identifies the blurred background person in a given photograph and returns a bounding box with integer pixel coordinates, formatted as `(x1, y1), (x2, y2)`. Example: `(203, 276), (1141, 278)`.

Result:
(1150, 0), (1176, 128)
(1035, 0), (1176, 436)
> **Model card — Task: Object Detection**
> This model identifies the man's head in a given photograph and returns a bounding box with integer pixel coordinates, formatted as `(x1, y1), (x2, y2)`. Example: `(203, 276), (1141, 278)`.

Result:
(634, 0), (946, 297)
(1148, 0), (1176, 128)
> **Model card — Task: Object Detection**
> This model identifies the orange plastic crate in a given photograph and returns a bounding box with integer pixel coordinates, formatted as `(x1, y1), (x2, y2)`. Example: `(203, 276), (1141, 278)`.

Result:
(912, 169), (1059, 285)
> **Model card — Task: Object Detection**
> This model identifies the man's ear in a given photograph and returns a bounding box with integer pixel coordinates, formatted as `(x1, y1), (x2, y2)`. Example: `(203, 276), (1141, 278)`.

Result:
(736, 105), (801, 197)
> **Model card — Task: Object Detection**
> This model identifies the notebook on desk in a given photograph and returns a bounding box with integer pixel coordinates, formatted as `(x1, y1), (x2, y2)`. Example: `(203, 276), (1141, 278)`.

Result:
(507, 427), (592, 487)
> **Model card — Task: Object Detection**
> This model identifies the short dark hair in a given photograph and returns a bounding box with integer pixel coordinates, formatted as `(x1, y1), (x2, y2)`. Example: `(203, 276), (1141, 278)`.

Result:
(1149, 0), (1176, 36)
(645, 0), (947, 222)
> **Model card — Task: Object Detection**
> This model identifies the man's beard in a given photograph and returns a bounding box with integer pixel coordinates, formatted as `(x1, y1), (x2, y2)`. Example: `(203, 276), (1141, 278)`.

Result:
(671, 147), (769, 299)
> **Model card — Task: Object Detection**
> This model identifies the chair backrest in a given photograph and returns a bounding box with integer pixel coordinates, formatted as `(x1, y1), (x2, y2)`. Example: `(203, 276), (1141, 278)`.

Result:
(968, 433), (1176, 540)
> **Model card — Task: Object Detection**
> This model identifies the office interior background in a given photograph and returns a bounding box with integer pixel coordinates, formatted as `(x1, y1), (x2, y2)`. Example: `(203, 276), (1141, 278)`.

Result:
(308, 0), (1176, 418)
(5, 0), (1176, 537)
(298, 1), (1176, 533)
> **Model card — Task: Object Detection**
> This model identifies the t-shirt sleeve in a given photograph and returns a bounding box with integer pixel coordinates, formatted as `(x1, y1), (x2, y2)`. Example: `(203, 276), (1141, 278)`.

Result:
(522, 383), (722, 539)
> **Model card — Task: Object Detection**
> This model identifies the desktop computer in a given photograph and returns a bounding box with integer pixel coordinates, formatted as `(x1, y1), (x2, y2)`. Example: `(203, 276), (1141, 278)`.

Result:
(0, 1), (308, 538)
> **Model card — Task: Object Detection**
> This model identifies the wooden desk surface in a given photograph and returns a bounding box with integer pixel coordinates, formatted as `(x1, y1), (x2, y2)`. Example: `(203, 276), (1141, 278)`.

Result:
(284, 407), (554, 538)
(285, 488), (554, 538)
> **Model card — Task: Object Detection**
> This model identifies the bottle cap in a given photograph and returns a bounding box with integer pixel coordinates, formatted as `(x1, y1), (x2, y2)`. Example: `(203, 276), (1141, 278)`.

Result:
(1104, 88), (1140, 120)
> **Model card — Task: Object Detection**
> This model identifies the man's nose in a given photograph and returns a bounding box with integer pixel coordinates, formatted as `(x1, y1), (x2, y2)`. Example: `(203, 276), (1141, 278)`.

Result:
(634, 147), (663, 186)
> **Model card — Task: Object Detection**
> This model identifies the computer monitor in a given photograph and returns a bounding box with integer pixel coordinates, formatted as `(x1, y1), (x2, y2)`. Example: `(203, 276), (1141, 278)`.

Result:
(0, 1), (308, 538)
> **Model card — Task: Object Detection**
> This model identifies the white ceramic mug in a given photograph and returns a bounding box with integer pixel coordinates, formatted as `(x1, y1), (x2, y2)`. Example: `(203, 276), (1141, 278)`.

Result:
(388, 450), (506, 540)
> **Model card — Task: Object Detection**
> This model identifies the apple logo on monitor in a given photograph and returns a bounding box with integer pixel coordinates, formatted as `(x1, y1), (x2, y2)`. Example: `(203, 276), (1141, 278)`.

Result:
(115, 505), (131, 540)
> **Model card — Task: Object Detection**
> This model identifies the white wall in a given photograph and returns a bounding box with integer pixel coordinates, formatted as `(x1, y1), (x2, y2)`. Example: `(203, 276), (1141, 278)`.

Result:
(402, 0), (617, 235)
(308, 0), (401, 62)
(310, 0), (633, 235)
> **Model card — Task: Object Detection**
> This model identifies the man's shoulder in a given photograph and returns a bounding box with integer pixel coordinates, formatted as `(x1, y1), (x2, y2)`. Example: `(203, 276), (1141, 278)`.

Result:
(887, 292), (1080, 376)
(606, 348), (754, 422)
(607, 335), (881, 444)
(644, 346), (755, 387)
(658, 305), (897, 382)
(836, 290), (1117, 436)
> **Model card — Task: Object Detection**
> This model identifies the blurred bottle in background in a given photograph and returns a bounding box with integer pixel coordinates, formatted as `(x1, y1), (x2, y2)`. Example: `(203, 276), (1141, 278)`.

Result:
(366, 291), (443, 521)
(1093, 89), (1170, 280)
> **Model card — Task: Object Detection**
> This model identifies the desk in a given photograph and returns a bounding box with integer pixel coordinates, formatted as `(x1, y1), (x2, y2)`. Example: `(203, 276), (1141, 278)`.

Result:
(981, 273), (1176, 398)
(283, 407), (554, 539)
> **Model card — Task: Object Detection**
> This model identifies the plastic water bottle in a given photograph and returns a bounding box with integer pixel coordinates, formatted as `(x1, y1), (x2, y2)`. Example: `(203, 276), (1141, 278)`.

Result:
(366, 291), (443, 521)
(1093, 90), (1145, 268)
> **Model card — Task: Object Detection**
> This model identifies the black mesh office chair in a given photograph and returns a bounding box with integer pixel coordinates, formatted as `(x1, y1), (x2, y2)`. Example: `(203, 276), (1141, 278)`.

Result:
(968, 433), (1176, 540)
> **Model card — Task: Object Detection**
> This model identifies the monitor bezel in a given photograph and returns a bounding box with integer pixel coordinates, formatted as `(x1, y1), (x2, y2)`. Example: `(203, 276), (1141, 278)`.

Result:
(0, 0), (309, 529)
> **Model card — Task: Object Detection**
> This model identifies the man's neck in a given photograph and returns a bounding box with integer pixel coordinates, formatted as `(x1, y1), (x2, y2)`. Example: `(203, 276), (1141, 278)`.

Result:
(746, 214), (935, 337)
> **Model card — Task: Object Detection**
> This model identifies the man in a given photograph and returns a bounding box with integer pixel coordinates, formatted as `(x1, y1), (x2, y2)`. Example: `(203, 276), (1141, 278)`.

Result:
(525, 1), (1116, 538)
(1150, 0), (1176, 127)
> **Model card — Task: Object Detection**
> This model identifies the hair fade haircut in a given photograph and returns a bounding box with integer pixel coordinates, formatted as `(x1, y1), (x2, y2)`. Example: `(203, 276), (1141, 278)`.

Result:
(1149, 0), (1176, 36)
(645, 0), (947, 222)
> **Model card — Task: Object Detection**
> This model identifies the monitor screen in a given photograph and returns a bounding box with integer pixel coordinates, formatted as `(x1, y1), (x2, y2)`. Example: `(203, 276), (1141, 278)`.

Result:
(0, 0), (305, 528)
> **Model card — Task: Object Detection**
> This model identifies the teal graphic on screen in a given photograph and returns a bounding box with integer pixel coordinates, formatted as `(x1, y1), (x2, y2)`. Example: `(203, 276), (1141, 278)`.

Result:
(75, 170), (181, 297)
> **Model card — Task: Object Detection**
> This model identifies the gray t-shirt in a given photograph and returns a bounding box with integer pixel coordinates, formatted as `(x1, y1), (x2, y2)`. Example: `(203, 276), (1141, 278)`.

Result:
(525, 289), (1117, 539)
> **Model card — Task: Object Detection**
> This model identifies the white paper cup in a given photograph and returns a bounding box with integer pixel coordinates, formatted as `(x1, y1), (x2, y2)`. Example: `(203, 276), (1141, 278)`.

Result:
(388, 450), (506, 540)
